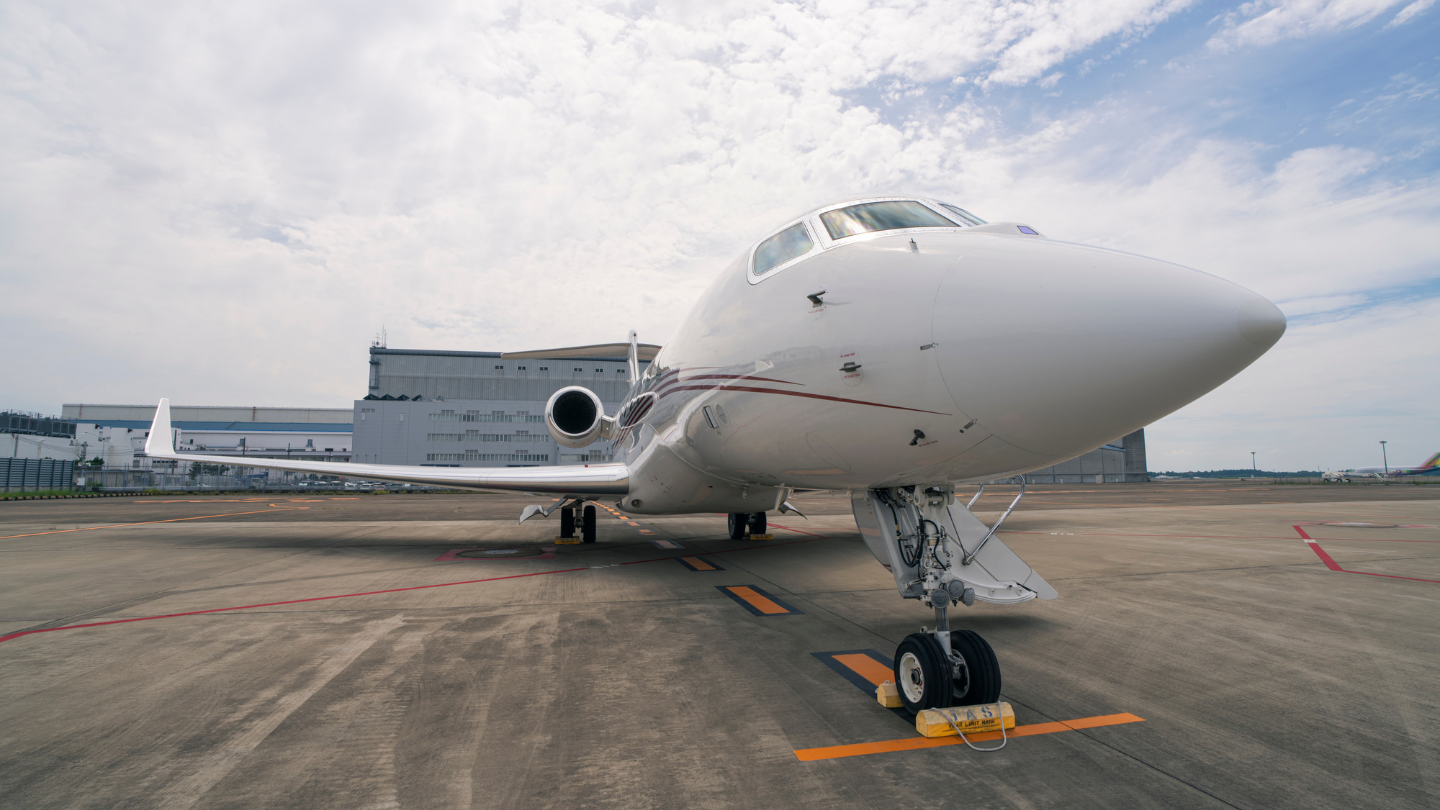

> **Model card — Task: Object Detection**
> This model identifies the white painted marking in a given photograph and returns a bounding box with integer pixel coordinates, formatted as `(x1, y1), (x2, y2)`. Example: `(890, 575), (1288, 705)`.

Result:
(652, 539), (683, 549)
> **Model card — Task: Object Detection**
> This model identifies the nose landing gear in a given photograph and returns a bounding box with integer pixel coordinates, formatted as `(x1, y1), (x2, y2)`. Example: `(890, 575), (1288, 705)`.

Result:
(894, 608), (1002, 715)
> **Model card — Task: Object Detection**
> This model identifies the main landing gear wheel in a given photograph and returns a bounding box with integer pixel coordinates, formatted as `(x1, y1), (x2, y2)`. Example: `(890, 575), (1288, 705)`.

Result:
(748, 512), (766, 535)
(560, 507), (575, 539)
(727, 513), (747, 540)
(948, 629), (1001, 705)
(894, 633), (952, 714)
(582, 505), (597, 543)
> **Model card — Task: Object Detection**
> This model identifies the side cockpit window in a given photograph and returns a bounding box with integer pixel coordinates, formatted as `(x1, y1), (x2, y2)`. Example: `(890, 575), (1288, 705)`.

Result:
(752, 222), (815, 276)
(818, 200), (955, 240)
(938, 203), (986, 226)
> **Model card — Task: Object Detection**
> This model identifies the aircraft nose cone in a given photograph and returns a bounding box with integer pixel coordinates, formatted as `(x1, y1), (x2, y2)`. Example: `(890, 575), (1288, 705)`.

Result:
(933, 239), (1284, 460)
(1238, 295), (1286, 348)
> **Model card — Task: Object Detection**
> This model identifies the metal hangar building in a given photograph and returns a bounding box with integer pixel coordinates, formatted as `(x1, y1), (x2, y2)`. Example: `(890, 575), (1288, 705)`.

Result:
(353, 347), (647, 467)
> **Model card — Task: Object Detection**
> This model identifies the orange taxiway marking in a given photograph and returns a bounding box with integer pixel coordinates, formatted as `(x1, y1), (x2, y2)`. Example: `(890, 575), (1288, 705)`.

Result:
(833, 654), (894, 687)
(726, 585), (789, 614)
(793, 713), (1145, 761)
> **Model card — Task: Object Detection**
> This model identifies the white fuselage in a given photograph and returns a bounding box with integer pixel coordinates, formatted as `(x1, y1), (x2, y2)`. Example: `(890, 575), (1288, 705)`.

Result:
(611, 217), (1284, 514)
(142, 197), (1285, 514)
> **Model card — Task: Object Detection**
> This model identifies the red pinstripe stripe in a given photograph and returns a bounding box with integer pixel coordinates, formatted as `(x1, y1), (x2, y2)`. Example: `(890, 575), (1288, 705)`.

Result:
(659, 384), (951, 416)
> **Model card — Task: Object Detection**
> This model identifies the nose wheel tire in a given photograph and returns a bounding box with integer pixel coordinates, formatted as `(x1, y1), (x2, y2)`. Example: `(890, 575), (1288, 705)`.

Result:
(560, 507), (575, 538)
(727, 513), (747, 540)
(948, 629), (1001, 705)
(582, 505), (597, 543)
(893, 633), (953, 714)
(748, 512), (766, 535)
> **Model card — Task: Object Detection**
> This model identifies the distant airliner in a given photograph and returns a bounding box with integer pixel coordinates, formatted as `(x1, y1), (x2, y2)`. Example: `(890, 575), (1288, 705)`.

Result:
(1324, 452), (1440, 482)
(146, 196), (1286, 714)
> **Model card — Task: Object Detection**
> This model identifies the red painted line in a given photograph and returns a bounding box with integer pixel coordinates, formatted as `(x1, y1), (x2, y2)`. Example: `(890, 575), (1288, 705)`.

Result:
(1004, 529), (1438, 543)
(1294, 525), (1440, 582)
(769, 522), (829, 538)
(1344, 570), (1440, 584)
(0, 567), (588, 646)
(3, 523), (838, 647)
(0, 507), (308, 539)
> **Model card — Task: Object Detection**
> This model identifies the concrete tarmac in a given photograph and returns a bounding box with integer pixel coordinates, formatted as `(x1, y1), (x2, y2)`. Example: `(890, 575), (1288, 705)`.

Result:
(1, 483), (1437, 809)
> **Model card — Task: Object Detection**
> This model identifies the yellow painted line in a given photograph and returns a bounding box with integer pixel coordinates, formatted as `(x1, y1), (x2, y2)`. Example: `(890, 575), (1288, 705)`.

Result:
(793, 713), (1145, 761)
(833, 653), (893, 686)
(680, 556), (716, 571)
(727, 586), (789, 615)
(639, 529), (654, 534)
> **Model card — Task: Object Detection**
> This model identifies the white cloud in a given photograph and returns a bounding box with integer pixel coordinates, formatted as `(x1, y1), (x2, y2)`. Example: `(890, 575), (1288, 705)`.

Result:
(964, 139), (1440, 305)
(1147, 294), (1440, 471)
(1208, 0), (1410, 51)
(1387, 0), (1437, 27)
(0, 0), (1436, 473)
(0, 0), (1200, 408)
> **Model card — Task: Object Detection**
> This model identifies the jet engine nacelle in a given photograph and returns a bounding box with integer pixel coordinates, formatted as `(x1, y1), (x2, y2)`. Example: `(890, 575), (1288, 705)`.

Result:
(545, 386), (615, 448)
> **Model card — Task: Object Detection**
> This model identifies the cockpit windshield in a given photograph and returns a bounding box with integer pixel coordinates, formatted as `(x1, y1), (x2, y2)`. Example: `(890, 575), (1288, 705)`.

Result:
(938, 203), (986, 226)
(818, 200), (956, 240)
(752, 222), (814, 276)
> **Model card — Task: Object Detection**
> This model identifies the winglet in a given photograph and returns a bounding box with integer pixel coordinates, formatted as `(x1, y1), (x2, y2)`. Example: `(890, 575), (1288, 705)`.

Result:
(627, 330), (640, 382)
(144, 398), (175, 456)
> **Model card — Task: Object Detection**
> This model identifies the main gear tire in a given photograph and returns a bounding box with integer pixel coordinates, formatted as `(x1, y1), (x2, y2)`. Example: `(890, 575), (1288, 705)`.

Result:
(727, 513), (747, 540)
(748, 512), (767, 535)
(582, 505), (597, 543)
(893, 633), (952, 715)
(949, 629), (1001, 705)
(560, 507), (575, 538)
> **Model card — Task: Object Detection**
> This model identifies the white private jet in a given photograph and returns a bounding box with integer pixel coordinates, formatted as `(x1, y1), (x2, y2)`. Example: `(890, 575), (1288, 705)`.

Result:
(144, 196), (1286, 714)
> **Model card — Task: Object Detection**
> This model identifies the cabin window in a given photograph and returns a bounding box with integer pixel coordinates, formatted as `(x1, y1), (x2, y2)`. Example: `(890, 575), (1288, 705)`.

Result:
(938, 203), (986, 226)
(819, 200), (954, 239)
(752, 222), (814, 276)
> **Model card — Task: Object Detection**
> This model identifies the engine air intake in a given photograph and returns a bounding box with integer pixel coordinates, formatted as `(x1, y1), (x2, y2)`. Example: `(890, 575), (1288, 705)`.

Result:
(545, 386), (613, 448)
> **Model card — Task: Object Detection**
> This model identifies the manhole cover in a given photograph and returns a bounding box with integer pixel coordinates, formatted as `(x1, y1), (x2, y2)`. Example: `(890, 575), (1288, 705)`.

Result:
(456, 547), (546, 558)
(1319, 522), (1398, 529)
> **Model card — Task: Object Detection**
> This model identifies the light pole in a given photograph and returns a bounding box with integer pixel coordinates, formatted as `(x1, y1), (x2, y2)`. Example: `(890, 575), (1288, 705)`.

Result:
(1380, 441), (1388, 475)
(1251, 451), (1257, 474)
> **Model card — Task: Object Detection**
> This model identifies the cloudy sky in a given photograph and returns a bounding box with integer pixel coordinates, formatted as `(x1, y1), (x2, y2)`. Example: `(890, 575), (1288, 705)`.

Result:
(2, 0), (1437, 472)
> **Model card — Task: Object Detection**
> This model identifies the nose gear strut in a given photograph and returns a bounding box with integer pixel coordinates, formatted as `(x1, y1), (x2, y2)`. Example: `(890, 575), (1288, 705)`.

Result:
(854, 483), (1054, 714)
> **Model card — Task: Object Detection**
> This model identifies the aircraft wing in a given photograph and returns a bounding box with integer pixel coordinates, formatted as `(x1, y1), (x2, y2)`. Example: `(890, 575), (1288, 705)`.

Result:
(501, 341), (661, 361)
(141, 399), (629, 496)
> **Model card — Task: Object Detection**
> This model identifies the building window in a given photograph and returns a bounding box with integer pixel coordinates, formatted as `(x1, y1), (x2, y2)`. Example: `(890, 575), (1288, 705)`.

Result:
(425, 452), (552, 463)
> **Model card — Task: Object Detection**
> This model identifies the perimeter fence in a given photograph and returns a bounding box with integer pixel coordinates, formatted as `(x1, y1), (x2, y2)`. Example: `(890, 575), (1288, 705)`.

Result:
(1, 458), (76, 492)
